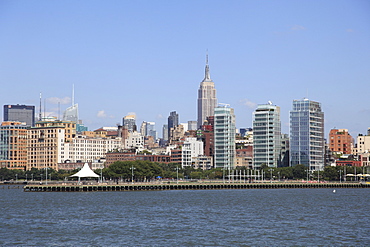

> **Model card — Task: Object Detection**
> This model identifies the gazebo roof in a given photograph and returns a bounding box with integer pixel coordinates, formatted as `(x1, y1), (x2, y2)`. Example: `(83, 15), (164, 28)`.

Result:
(70, 163), (100, 178)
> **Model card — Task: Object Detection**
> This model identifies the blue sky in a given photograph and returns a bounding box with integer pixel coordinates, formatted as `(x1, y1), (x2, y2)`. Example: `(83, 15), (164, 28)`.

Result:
(1, 0), (369, 138)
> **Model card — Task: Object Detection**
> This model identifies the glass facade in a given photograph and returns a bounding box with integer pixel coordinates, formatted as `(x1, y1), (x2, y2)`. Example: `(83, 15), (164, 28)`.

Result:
(214, 105), (236, 169)
(3, 105), (35, 126)
(290, 99), (324, 170)
(253, 103), (281, 168)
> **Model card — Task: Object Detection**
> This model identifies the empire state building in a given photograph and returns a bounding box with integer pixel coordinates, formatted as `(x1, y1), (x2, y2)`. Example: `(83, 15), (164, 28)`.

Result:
(197, 56), (217, 128)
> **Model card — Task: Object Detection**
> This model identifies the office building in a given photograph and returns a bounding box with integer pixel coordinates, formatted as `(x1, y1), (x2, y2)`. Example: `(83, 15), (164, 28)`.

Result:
(197, 55), (217, 128)
(253, 102), (281, 168)
(0, 121), (28, 169)
(214, 104), (236, 169)
(123, 115), (136, 132)
(3, 104), (35, 126)
(290, 98), (324, 170)
(168, 111), (179, 138)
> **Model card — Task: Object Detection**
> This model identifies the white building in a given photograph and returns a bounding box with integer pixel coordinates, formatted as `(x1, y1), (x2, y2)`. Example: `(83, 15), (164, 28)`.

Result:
(214, 104), (236, 169)
(253, 102), (281, 168)
(181, 137), (204, 167)
(125, 131), (144, 150)
(62, 135), (122, 163)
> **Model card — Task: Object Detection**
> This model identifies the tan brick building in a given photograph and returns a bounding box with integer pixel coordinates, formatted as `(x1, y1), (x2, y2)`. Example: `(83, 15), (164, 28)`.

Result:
(0, 121), (28, 169)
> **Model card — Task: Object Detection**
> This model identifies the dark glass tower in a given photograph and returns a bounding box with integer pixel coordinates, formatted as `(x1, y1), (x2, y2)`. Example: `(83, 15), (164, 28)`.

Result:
(3, 104), (35, 126)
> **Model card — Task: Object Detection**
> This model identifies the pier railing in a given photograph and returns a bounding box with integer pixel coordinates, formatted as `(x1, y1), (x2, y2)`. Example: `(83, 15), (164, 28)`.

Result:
(23, 181), (370, 192)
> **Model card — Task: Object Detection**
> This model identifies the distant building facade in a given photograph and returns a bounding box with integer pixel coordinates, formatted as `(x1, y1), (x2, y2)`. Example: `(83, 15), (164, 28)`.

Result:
(3, 104), (35, 126)
(214, 104), (236, 169)
(253, 102), (281, 168)
(329, 129), (353, 155)
(181, 137), (204, 168)
(290, 99), (324, 170)
(123, 115), (136, 132)
(197, 55), (217, 128)
(168, 111), (179, 139)
(0, 122), (28, 169)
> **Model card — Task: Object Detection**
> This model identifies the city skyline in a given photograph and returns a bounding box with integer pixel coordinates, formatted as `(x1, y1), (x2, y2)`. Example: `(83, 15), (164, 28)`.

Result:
(1, 1), (369, 136)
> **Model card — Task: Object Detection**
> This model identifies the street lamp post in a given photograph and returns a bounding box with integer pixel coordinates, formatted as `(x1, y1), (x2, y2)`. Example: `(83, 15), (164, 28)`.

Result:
(45, 167), (48, 185)
(15, 174), (18, 183)
(130, 166), (136, 184)
(175, 166), (179, 184)
(306, 169), (309, 183)
(339, 169), (342, 183)
(268, 169), (273, 183)
(278, 171), (280, 182)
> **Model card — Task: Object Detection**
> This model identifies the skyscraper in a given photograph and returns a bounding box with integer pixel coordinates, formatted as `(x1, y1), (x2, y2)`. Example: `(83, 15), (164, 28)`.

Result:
(123, 115), (136, 132)
(253, 102), (281, 168)
(197, 55), (217, 128)
(214, 104), (236, 169)
(3, 104), (35, 126)
(290, 98), (324, 170)
(168, 111), (179, 138)
(63, 104), (78, 122)
(63, 85), (79, 123)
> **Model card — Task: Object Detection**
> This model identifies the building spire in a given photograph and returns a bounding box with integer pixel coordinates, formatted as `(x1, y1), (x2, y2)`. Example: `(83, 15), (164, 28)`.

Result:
(204, 51), (211, 81)
(72, 84), (75, 106)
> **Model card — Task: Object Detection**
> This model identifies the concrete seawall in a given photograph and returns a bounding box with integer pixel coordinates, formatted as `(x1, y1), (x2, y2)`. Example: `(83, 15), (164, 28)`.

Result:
(24, 182), (370, 192)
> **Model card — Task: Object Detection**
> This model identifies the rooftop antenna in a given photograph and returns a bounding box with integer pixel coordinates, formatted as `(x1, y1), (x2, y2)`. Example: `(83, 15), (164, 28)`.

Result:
(39, 92), (42, 121)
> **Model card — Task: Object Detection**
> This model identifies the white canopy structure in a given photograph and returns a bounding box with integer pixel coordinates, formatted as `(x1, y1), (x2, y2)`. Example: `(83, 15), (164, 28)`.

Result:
(70, 163), (100, 183)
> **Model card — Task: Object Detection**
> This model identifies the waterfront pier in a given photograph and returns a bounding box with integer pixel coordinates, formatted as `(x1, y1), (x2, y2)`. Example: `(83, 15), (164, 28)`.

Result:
(23, 182), (370, 192)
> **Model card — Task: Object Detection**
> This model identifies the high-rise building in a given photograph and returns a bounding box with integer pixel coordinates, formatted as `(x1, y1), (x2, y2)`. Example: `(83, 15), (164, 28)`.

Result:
(63, 85), (79, 123)
(329, 129), (353, 155)
(140, 121), (147, 136)
(146, 122), (157, 140)
(214, 104), (236, 169)
(162, 124), (168, 141)
(123, 115), (136, 132)
(290, 98), (324, 170)
(3, 104), (35, 126)
(168, 111), (179, 138)
(63, 104), (78, 123)
(188, 121), (197, 131)
(253, 102), (281, 168)
(0, 121), (28, 169)
(197, 55), (217, 128)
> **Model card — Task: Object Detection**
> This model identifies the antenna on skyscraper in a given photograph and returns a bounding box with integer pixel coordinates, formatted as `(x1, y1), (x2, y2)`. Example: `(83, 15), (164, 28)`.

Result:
(72, 84), (75, 106)
(39, 92), (42, 121)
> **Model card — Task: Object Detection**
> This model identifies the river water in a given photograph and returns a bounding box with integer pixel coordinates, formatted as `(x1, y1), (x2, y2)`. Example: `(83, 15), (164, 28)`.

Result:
(0, 187), (369, 246)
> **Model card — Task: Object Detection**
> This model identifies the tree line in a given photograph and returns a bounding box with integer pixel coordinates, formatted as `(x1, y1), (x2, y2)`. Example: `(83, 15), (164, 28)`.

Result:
(0, 161), (367, 182)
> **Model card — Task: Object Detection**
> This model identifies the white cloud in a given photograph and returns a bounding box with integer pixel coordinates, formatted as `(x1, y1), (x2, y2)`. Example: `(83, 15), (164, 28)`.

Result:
(46, 97), (71, 105)
(240, 99), (257, 109)
(156, 114), (164, 119)
(97, 110), (107, 118)
(291, 25), (306, 31)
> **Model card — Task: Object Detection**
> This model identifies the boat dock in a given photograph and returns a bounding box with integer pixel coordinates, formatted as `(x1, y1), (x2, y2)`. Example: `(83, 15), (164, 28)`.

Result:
(23, 182), (370, 192)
